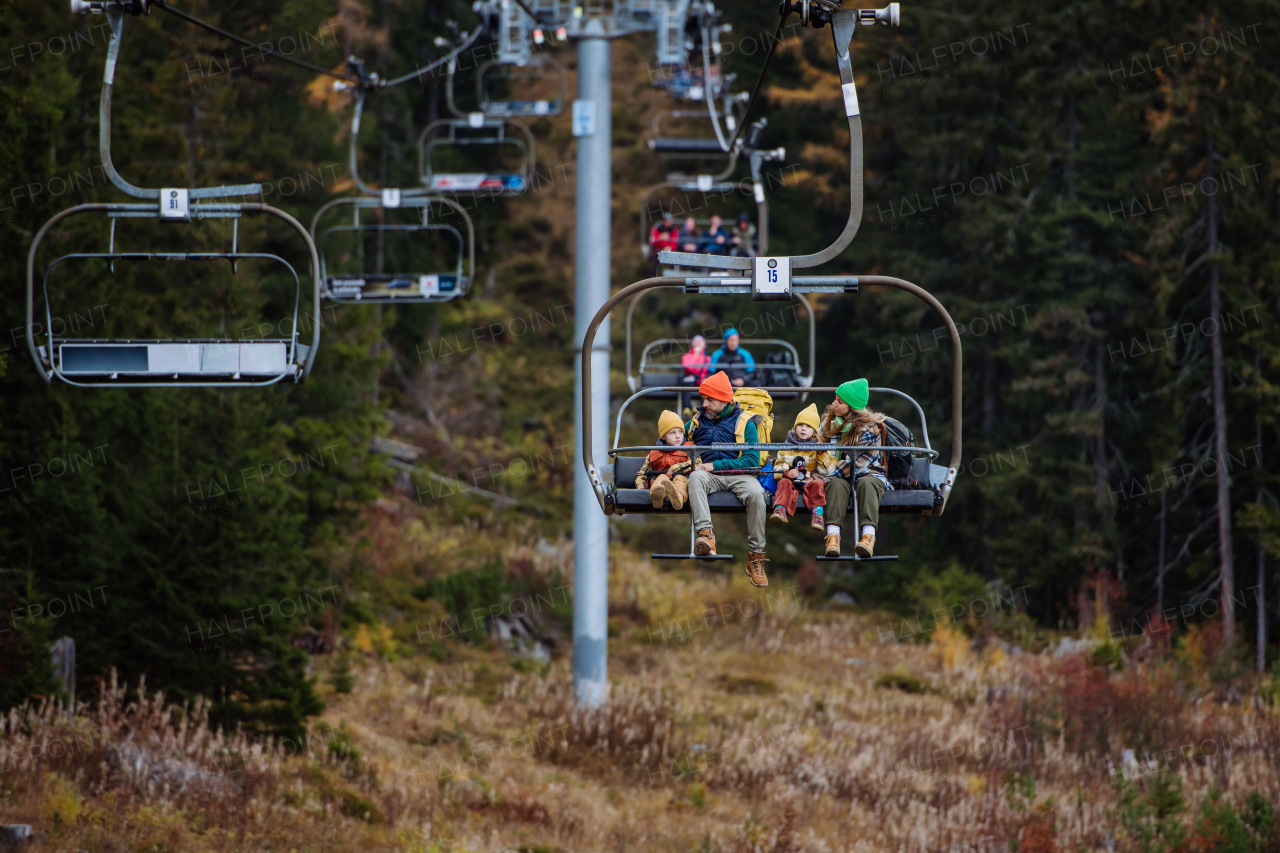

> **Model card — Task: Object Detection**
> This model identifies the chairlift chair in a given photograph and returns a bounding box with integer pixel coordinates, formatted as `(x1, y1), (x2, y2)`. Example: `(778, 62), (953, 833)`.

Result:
(624, 290), (815, 400)
(310, 86), (475, 304)
(26, 2), (321, 388)
(645, 119), (783, 268)
(417, 57), (537, 196)
(476, 56), (568, 118)
(578, 2), (944, 562)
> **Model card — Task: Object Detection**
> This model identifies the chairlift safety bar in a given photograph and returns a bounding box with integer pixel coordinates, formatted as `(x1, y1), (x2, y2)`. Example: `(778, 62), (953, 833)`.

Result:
(310, 196), (476, 304)
(611, 384), (931, 453)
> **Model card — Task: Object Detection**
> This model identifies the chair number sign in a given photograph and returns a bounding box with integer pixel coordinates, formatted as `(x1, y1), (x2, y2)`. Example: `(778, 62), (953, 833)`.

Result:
(753, 256), (791, 297)
(159, 188), (190, 221)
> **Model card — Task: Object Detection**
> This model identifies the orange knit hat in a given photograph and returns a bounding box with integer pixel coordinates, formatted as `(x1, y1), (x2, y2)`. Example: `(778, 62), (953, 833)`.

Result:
(698, 370), (735, 403)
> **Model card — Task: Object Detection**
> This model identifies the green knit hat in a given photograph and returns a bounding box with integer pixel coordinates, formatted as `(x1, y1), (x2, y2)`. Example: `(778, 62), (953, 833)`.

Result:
(836, 378), (869, 410)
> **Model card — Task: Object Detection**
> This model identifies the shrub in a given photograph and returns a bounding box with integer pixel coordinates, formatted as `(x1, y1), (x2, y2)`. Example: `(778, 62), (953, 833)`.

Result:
(873, 670), (932, 694)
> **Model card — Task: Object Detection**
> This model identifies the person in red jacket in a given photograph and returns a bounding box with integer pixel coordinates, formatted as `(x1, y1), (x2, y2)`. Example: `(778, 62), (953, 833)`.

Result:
(649, 213), (678, 277)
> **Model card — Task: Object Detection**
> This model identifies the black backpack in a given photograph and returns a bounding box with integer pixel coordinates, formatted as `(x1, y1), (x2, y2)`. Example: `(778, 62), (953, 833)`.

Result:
(879, 417), (918, 485)
(763, 350), (799, 387)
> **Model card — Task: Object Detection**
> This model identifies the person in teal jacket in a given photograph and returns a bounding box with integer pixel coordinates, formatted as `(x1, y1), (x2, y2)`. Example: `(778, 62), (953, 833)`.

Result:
(708, 328), (756, 387)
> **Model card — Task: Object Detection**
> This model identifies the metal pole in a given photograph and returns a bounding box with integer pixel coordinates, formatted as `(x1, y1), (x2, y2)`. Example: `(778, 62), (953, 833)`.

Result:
(573, 22), (611, 707)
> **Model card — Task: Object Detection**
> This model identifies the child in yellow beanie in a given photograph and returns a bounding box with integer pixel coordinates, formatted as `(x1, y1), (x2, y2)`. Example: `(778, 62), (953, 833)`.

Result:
(634, 410), (693, 509)
(769, 404), (838, 531)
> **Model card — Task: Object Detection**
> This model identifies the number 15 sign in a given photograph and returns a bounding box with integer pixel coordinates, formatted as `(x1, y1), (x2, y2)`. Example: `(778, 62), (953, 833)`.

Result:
(753, 256), (791, 299)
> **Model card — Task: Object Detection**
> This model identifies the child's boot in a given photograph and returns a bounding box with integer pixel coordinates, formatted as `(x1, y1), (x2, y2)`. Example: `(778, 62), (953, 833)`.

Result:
(649, 474), (671, 509)
(668, 474), (688, 510)
(769, 505), (788, 524)
(810, 507), (824, 531)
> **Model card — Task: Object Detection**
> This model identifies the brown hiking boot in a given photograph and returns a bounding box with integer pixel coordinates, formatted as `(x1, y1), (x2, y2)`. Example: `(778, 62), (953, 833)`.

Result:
(694, 528), (716, 556)
(747, 552), (769, 587)
(824, 533), (841, 558)
(810, 512), (825, 532)
(855, 533), (876, 558)
(769, 506), (788, 525)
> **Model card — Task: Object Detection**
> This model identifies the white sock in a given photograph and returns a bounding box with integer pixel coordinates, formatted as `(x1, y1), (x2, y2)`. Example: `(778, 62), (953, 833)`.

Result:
(861, 525), (876, 537)
(826, 524), (840, 536)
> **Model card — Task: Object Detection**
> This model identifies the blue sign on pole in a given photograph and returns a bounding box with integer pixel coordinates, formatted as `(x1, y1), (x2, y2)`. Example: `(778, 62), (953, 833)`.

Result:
(572, 99), (596, 137)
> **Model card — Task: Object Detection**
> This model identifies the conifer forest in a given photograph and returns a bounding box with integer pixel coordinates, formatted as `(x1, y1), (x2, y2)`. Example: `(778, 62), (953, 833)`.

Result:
(1, 0), (1279, 850)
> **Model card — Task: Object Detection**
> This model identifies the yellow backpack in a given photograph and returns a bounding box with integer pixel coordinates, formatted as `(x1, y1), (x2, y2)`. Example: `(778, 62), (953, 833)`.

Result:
(733, 387), (774, 465)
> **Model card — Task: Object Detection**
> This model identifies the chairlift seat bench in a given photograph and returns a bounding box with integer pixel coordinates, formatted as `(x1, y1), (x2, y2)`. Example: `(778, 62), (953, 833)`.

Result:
(610, 455), (941, 515)
(50, 340), (296, 382)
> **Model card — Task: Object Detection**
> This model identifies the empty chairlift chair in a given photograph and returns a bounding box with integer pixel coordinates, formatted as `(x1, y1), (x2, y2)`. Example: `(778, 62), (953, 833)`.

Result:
(310, 86), (475, 304)
(477, 56), (568, 119)
(418, 57), (536, 196)
(26, 2), (320, 388)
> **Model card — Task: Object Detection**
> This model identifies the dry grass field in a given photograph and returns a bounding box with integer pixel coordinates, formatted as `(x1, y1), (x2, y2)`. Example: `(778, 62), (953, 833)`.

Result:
(2, 541), (1278, 853)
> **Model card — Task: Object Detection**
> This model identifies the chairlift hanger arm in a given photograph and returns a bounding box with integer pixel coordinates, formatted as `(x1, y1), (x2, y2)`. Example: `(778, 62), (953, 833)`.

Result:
(96, 7), (260, 199)
(661, 4), (897, 271)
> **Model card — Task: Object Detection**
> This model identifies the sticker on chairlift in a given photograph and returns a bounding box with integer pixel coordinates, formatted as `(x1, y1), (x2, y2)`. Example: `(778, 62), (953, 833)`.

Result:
(696, 175), (713, 192)
(430, 174), (522, 192)
(468, 112), (486, 128)
(382, 188), (401, 208)
(535, 100), (550, 115)
(419, 275), (440, 297)
(572, 99), (596, 137)
(753, 182), (765, 204)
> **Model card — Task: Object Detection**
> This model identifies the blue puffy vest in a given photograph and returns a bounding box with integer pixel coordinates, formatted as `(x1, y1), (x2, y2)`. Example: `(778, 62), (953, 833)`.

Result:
(691, 402), (742, 464)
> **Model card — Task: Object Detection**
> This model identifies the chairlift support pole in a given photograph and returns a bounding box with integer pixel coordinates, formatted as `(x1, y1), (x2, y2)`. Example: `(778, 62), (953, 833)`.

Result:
(573, 18), (612, 709)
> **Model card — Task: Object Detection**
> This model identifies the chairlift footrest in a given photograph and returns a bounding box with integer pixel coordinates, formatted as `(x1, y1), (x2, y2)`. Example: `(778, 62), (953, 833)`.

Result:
(815, 555), (899, 562)
(651, 553), (734, 561)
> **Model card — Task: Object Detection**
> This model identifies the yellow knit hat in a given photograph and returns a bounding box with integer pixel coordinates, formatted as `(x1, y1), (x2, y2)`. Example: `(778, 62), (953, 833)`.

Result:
(658, 410), (685, 439)
(794, 403), (821, 432)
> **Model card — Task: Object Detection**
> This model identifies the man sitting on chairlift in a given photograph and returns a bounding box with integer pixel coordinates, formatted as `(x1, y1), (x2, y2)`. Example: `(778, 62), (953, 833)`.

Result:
(686, 371), (770, 588)
(708, 328), (755, 388)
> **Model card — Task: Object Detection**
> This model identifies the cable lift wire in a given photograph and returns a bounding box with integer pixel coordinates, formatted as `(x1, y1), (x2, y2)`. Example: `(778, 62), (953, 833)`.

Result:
(722, 7), (787, 153)
(153, 0), (484, 90)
